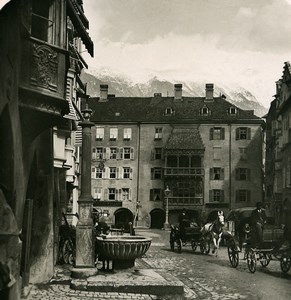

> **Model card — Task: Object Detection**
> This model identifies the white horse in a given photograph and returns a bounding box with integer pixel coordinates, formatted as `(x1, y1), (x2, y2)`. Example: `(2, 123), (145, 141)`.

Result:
(201, 211), (225, 256)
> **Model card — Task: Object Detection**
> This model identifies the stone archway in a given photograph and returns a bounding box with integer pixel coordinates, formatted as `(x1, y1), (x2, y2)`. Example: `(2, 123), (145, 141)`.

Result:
(114, 208), (133, 231)
(150, 208), (165, 229)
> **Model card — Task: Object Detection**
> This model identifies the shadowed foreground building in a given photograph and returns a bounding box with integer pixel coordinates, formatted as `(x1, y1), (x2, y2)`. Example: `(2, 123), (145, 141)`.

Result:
(0, 0), (93, 299)
(87, 83), (264, 228)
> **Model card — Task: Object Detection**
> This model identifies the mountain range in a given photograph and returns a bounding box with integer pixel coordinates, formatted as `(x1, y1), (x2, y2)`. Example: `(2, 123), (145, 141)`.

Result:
(81, 70), (267, 117)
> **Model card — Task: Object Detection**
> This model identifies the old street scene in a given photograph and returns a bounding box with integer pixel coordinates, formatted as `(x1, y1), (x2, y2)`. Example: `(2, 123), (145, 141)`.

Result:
(1, 1), (291, 300)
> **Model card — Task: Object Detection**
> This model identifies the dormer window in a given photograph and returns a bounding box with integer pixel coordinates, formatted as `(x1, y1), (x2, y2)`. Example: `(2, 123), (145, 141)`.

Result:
(201, 106), (210, 116)
(165, 107), (174, 116)
(229, 107), (237, 115)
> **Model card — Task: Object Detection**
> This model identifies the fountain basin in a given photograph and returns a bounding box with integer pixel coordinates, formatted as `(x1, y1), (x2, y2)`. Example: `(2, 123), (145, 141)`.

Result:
(96, 235), (152, 269)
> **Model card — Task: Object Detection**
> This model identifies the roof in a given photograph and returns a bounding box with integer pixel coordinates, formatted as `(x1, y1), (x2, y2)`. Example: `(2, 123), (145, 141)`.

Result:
(165, 128), (204, 150)
(87, 96), (263, 124)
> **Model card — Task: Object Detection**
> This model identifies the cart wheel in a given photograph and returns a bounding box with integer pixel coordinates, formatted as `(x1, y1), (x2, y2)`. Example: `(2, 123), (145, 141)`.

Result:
(280, 254), (291, 273)
(177, 239), (182, 253)
(247, 250), (257, 273)
(191, 241), (197, 252)
(62, 239), (74, 264)
(228, 246), (239, 268)
(260, 253), (271, 267)
(200, 241), (205, 254)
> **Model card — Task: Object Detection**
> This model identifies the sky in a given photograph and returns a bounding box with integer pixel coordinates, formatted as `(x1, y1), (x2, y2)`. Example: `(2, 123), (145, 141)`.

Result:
(1, 0), (291, 107)
(81, 0), (291, 108)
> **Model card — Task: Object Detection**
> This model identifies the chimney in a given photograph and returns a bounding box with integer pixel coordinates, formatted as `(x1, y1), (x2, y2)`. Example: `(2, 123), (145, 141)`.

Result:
(174, 84), (182, 100)
(100, 84), (108, 102)
(205, 83), (214, 100)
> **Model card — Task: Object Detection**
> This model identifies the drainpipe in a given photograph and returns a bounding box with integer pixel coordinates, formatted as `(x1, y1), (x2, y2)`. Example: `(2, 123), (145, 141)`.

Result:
(229, 124), (232, 210)
(134, 122), (141, 227)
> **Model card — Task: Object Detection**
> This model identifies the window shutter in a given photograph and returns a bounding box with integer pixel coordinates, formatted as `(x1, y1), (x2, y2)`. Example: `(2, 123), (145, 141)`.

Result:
(92, 148), (96, 159)
(235, 190), (239, 202)
(247, 190), (251, 202)
(221, 128), (225, 140)
(130, 147), (134, 160)
(236, 128), (240, 140)
(103, 147), (106, 159)
(247, 128), (251, 140)
(115, 189), (118, 200)
(120, 148), (124, 159)
(210, 128), (214, 140)
(129, 189), (132, 201)
(150, 189), (153, 201)
(105, 167), (109, 179)
(221, 168), (224, 180)
(116, 167), (119, 179)
(209, 190), (213, 202)
(116, 148), (120, 160)
(91, 167), (96, 179)
(221, 190), (224, 202)
(106, 147), (110, 160)
(130, 168), (133, 180)
(104, 189), (109, 200)
(209, 168), (213, 180)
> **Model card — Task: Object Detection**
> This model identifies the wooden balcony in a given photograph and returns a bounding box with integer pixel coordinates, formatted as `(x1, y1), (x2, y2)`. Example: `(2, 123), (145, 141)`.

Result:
(19, 37), (69, 117)
(164, 167), (204, 177)
(168, 196), (203, 207)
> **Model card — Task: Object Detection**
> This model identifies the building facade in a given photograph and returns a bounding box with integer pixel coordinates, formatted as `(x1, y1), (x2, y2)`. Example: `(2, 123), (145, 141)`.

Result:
(0, 1), (92, 299)
(265, 62), (291, 225)
(87, 83), (264, 229)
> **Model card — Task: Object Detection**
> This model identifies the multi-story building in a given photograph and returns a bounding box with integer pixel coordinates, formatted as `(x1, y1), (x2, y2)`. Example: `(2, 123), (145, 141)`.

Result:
(87, 83), (264, 229)
(0, 1), (93, 298)
(265, 62), (291, 225)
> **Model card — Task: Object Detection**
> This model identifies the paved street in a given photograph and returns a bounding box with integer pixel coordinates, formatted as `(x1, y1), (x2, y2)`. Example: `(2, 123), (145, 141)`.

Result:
(24, 229), (291, 300)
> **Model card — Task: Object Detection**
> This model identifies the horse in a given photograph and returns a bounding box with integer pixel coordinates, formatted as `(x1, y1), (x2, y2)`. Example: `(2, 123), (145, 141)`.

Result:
(201, 211), (225, 256)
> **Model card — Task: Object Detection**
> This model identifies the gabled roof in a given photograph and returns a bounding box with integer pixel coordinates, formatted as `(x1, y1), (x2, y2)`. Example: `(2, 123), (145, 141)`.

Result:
(165, 128), (204, 150)
(87, 96), (263, 124)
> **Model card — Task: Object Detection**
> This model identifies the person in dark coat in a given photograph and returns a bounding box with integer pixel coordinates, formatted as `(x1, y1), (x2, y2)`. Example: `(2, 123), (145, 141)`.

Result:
(250, 202), (266, 248)
(178, 208), (188, 239)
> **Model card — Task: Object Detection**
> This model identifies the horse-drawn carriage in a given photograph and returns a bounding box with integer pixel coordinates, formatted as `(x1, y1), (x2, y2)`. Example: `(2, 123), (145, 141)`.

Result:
(226, 207), (291, 273)
(170, 210), (225, 255)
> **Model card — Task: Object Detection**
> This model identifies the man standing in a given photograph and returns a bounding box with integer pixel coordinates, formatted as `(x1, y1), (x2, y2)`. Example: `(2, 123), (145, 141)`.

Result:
(251, 202), (266, 248)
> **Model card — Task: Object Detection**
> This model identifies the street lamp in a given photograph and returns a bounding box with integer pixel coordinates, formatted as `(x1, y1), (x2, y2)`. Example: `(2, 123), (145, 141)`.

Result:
(163, 185), (171, 230)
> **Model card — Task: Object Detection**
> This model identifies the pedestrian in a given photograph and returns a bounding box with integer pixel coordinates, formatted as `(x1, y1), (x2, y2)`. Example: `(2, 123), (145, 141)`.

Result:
(178, 208), (188, 239)
(250, 202), (266, 248)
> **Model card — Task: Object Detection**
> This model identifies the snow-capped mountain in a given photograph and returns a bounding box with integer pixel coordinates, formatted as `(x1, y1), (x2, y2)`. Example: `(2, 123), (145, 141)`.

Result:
(81, 70), (267, 117)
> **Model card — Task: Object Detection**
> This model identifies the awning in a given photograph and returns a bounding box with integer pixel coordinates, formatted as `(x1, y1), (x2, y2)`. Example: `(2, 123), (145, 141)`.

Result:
(67, 0), (94, 57)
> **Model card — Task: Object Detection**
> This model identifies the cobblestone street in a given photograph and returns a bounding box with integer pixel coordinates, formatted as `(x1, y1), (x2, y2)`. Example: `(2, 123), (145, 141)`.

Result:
(24, 229), (291, 300)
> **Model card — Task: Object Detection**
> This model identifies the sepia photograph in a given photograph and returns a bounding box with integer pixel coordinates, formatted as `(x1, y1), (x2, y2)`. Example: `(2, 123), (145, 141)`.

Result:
(0, 0), (291, 299)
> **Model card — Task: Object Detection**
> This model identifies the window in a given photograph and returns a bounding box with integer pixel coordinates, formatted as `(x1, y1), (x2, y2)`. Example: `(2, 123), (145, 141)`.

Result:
(209, 189), (224, 202)
(213, 147), (222, 160)
(229, 107), (237, 115)
(96, 127), (104, 140)
(155, 127), (163, 140)
(109, 167), (117, 179)
(123, 167), (132, 179)
(165, 107), (174, 116)
(236, 168), (250, 180)
(123, 128), (132, 140)
(239, 147), (247, 160)
(154, 148), (162, 160)
(96, 147), (104, 159)
(122, 188), (130, 201)
(93, 188), (102, 200)
(123, 147), (134, 160)
(150, 189), (162, 201)
(108, 188), (116, 200)
(110, 147), (117, 159)
(210, 127), (225, 140)
(210, 168), (224, 180)
(236, 127), (251, 140)
(109, 127), (118, 140)
(96, 168), (102, 179)
(201, 106), (210, 116)
(151, 168), (162, 179)
(236, 189), (251, 202)
(31, 0), (62, 46)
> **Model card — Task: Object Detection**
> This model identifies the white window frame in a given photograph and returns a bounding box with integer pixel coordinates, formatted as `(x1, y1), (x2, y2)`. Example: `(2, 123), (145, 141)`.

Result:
(123, 128), (132, 140)
(110, 127), (118, 140)
(109, 167), (117, 179)
(96, 126), (104, 140)
(155, 127), (163, 140)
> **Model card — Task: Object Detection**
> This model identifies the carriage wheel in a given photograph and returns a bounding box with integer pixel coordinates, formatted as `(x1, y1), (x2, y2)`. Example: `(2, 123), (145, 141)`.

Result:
(170, 240), (175, 251)
(228, 246), (239, 268)
(280, 254), (291, 273)
(247, 250), (257, 273)
(62, 239), (74, 265)
(191, 241), (197, 252)
(177, 239), (182, 253)
(260, 253), (271, 267)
